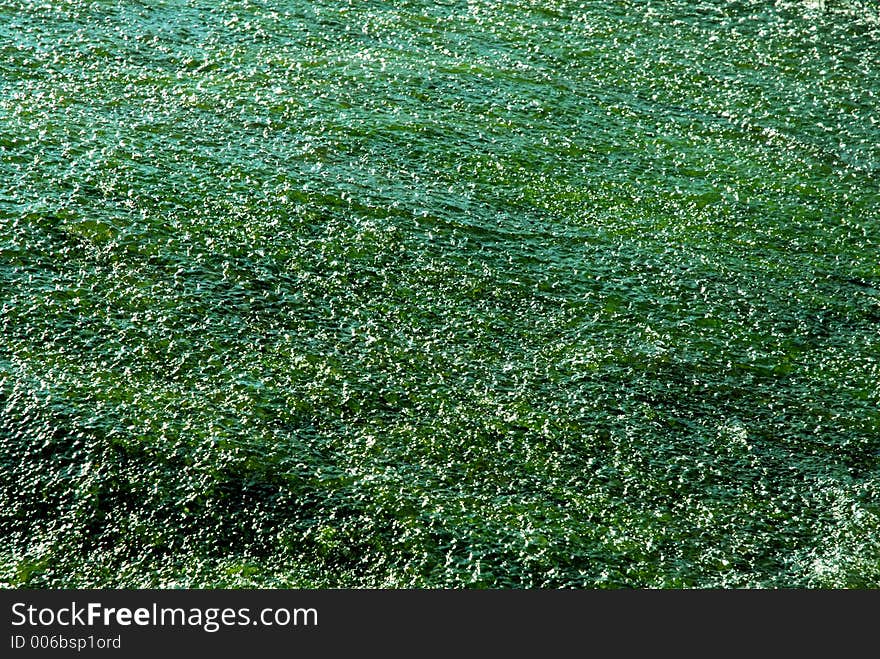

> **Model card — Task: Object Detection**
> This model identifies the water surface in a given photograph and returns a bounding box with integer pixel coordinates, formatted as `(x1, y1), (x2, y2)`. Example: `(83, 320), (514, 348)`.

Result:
(1, 0), (878, 587)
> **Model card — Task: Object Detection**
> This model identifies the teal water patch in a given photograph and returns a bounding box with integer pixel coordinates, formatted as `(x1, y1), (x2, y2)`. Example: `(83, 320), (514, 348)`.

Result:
(1, 0), (879, 587)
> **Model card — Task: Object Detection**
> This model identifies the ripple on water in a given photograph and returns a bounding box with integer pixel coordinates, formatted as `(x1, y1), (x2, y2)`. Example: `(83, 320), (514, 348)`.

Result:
(1, 0), (879, 588)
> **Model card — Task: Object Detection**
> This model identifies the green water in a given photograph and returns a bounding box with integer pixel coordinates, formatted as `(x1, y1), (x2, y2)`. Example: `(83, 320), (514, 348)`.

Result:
(1, 0), (878, 588)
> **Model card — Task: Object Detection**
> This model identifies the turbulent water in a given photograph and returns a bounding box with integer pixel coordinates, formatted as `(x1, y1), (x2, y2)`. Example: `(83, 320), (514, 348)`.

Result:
(1, 0), (878, 588)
